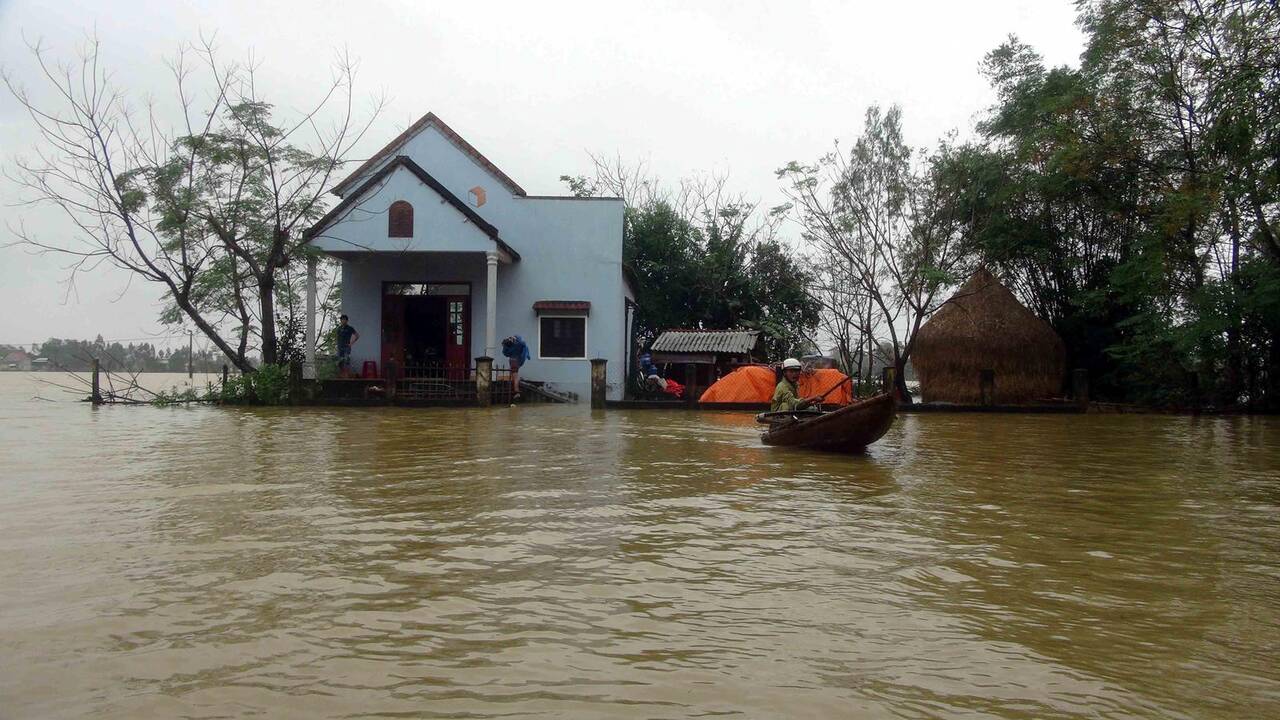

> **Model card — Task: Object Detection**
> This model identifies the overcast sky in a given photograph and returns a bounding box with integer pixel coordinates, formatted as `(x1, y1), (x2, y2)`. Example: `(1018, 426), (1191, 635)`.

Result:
(0, 0), (1084, 351)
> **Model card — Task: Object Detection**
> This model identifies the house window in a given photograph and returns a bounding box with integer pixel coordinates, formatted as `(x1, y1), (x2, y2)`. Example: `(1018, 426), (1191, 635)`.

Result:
(388, 201), (414, 237)
(539, 316), (587, 359)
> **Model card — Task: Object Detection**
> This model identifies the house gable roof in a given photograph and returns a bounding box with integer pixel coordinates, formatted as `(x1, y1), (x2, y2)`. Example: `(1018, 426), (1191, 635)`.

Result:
(305, 155), (520, 261)
(332, 112), (527, 198)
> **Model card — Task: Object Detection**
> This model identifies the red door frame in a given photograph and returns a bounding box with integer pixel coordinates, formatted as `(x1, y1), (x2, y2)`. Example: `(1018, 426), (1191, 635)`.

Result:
(381, 281), (471, 379)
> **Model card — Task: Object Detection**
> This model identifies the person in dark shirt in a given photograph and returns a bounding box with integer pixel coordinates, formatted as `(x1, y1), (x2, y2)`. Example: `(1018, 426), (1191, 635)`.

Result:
(336, 314), (359, 376)
(501, 335), (530, 400)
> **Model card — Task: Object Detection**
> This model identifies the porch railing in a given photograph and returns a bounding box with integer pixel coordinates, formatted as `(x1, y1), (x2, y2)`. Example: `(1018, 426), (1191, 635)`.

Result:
(399, 361), (471, 381)
(390, 362), (514, 401)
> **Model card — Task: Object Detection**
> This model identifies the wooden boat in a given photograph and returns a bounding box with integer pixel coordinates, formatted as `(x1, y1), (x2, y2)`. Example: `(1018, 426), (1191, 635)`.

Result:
(757, 393), (896, 452)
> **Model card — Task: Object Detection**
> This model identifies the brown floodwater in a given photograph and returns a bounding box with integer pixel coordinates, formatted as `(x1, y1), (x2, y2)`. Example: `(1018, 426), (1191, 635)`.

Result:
(0, 372), (1277, 719)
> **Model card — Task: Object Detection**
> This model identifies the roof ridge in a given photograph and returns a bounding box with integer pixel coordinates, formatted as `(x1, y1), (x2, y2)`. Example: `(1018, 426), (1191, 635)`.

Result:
(661, 328), (758, 333)
(304, 155), (520, 261)
(331, 111), (526, 198)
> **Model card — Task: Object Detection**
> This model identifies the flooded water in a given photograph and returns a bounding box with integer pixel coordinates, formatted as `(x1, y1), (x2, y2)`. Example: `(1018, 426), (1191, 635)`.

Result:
(1, 372), (1277, 719)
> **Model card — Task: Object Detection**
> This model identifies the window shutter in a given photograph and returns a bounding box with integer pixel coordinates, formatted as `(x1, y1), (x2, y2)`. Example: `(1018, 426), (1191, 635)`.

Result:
(388, 201), (414, 238)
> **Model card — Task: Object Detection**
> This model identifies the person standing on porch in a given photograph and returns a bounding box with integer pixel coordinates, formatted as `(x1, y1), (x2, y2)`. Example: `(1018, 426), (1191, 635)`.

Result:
(337, 314), (359, 377)
(501, 335), (530, 400)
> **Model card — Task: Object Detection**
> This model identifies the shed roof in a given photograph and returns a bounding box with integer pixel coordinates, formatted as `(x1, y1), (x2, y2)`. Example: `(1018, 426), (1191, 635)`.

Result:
(651, 330), (759, 355)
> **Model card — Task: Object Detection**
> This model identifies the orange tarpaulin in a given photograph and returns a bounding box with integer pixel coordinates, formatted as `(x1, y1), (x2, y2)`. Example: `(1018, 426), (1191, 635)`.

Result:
(698, 366), (854, 405)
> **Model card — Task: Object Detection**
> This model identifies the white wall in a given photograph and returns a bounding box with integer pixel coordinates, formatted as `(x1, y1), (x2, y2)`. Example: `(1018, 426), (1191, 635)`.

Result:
(317, 125), (626, 399)
(312, 167), (497, 254)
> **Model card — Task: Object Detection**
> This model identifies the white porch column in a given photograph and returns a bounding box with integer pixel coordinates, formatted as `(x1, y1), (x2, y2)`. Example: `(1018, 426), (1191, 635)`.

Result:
(304, 254), (317, 379)
(485, 251), (499, 358)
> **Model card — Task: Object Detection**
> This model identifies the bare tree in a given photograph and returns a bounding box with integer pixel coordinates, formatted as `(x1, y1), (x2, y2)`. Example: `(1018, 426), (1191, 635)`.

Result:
(3, 35), (382, 370)
(780, 106), (970, 402)
(807, 255), (878, 381)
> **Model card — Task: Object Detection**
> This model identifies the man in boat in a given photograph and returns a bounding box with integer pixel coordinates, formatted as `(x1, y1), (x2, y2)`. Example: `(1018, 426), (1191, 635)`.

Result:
(771, 358), (822, 412)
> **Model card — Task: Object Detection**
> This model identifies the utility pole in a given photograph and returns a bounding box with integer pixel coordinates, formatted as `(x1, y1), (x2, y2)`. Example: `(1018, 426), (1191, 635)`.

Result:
(188, 329), (194, 379)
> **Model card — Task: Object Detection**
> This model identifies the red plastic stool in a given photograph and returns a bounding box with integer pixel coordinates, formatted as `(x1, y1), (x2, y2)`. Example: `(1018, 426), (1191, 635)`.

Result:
(361, 360), (378, 379)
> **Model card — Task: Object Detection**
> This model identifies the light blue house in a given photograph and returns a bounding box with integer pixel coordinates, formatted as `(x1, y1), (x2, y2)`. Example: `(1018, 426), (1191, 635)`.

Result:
(305, 112), (631, 400)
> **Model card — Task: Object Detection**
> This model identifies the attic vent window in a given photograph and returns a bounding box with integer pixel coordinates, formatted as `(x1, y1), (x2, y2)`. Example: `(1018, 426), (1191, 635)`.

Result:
(469, 186), (486, 207)
(388, 200), (414, 237)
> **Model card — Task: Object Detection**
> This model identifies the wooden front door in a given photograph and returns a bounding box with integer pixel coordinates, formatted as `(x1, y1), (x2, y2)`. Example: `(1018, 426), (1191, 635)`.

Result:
(382, 282), (470, 381)
(444, 295), (469, 379)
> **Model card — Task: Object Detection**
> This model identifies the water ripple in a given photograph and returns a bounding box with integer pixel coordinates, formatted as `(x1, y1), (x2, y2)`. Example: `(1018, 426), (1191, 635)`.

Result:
(1, 374), (1278, 718)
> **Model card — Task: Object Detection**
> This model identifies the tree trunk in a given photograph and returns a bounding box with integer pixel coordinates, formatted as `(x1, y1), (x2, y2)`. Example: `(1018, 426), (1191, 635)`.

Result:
(174, 294), (255, 374)
(259, 275), (277, 366)
(894, 358), (912, 405)
(1269, 331), (1280, 412)
(1224, 197), (1244, 406)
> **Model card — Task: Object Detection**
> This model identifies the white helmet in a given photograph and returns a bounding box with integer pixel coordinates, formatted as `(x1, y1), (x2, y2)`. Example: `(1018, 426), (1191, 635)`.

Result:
(781, 358), (802, 370)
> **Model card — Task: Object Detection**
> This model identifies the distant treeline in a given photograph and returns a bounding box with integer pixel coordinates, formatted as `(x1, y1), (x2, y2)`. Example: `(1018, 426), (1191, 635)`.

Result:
(4, 337), (229, 373)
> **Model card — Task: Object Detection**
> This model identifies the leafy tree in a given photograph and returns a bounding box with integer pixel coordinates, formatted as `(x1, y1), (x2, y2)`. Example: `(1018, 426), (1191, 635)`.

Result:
(779, 106), (970, 402)
(938, 1), (1280, 408)
(564, 157), (819, 359)
(4, 37), (379, 372)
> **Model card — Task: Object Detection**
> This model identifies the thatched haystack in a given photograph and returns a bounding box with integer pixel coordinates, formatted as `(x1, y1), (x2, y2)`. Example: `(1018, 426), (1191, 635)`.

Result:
(914, 269), (1065, 404)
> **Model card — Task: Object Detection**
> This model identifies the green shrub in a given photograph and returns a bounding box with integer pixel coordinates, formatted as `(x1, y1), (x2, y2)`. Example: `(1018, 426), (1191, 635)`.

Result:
(220, 363), (292, 405)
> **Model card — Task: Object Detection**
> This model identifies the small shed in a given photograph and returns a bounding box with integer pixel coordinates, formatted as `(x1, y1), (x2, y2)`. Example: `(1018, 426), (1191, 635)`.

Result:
(648, 329), (761, 391)
(914, 269), (1066, 404)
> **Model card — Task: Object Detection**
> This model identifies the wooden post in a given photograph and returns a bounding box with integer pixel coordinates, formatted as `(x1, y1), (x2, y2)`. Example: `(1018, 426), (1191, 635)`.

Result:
(1073, 368), (1089, 409)
(684, 363), (697, 407)
(475, 356), (493, 407)
(91, 357), (102, 405)
(289, 360), (303, 400)
(980, 369), (995, 406)
(590, 358), (607, 409)
(881, 366), (896, 399)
